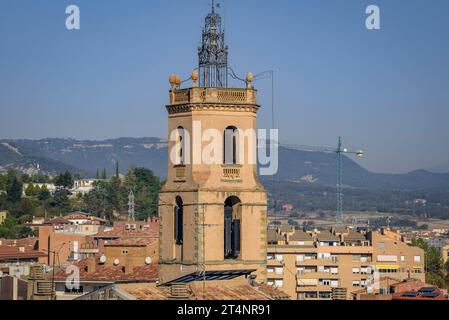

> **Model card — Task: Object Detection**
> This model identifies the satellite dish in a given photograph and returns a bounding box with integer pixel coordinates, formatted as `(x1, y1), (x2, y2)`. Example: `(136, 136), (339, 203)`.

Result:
(145, 257), (152, 265)
(99, 255), (107, 264)
(113, 258), (120, 266)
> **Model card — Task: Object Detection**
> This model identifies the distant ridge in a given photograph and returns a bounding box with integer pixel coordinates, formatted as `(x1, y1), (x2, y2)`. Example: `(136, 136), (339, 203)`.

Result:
(1, 137), (448, 191)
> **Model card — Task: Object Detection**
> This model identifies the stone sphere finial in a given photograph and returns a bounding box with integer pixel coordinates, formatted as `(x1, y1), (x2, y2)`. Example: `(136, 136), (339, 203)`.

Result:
(169, 74), (176, 87)
(192, 70), (199, 81)
(192, 70), (199, 87)
(175, 75), (181, 87)
(246, 72), (254, 88)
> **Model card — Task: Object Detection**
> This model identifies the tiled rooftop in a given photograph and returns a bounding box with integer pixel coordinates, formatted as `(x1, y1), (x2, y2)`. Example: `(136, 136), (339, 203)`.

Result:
(53, 259), (159, 282)
(115, 281), (290, 300)
(0, 245), (47, 261)
(105, 237), (157, 247)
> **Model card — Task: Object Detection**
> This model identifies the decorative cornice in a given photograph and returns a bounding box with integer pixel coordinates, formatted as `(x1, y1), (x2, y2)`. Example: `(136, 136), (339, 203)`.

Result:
(166, 103), (260, 115)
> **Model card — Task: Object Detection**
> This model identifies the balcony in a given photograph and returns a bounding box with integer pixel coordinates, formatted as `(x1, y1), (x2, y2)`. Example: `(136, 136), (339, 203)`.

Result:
(296, 258), (339, 266)
(221, 165), (242, 182)
(267, 272), (284, 279)
(297, 272), (339, 280)
(296, 285), (333, 292)
(173, 165), (186, 181)
(267, 258), (284, 267)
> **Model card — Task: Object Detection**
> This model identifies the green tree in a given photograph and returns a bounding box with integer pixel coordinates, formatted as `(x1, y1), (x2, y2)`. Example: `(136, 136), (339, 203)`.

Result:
(7, 176), (22, 203)
(125, 167), (161, 219)
(50, 189), (71, 213)
(412, 238), (445, 286)
(55, 171), (73, 189)
(20, 197), (36, 218)
(0, 215), (35, 239)
(21, 174), (31, 184)
(0, 174), (8, 191)
(109, 176), (123, 212)
(25, 183), (40, 197)
(38, 185), (51, 201)
(84, 181), (112, 219)
(101, 169), (107, 180)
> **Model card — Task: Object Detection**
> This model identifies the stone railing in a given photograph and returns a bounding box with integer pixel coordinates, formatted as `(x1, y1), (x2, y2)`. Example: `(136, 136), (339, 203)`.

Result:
(170, 87), (257, 105)
(222, 165), (241, 181)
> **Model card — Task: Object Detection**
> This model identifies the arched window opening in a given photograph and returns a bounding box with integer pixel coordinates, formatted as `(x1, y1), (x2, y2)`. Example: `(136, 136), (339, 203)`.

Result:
(177, 127), (185, 165)
(224, 196), (241, 259)
(224, 126), (238, 165)
(174, 196), (183, 245)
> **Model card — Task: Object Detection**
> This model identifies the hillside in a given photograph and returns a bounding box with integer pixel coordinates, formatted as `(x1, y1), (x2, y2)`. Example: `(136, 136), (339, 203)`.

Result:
(1, 138), (448, 191)
(2, 137), (448, 217)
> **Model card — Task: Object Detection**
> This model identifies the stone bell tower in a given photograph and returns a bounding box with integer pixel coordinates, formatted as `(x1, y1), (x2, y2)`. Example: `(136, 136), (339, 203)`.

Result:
(158, 5), (267, 284)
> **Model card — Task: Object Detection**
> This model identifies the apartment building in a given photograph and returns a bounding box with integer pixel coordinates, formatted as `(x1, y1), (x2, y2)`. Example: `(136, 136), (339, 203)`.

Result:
(267, 227), (425, 300)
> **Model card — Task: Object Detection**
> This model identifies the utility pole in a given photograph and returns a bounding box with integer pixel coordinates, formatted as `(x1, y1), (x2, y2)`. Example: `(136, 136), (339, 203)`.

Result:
(128, 190), (135, 221)
(336, 137), (343, 226)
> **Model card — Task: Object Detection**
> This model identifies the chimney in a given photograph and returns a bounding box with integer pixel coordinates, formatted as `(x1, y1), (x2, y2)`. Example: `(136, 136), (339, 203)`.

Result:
(86, 257), (96, 273)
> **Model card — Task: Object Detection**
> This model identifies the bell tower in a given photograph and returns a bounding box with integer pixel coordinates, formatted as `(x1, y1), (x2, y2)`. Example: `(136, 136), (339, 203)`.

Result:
(158, 5), (267, 284)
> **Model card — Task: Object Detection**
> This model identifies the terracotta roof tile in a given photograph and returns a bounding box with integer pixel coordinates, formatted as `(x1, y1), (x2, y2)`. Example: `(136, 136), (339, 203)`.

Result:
(105, 238), (157, 247)
(116, 281), (290, 300)
(0, 245), (46, 261)
(53, 259), (159, 282)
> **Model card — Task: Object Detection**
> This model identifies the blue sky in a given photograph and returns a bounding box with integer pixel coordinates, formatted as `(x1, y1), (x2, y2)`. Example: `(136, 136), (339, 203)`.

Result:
(0, 0), (448, 174)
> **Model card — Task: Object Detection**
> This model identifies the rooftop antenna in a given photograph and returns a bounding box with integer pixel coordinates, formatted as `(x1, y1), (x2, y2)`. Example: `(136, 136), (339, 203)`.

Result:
(128, 190), (135, 221)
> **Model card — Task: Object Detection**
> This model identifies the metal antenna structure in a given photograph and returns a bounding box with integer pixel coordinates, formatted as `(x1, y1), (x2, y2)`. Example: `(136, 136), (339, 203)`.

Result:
(128, 190), (135, 221)
(198, 0), (228, 87)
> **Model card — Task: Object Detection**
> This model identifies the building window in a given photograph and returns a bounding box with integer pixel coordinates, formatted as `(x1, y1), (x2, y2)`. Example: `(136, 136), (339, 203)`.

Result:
(352, 281), (360, 287)
(274, 280), (284, 288)
(275, 254), (284, 262)
(352, 268), (360, 274)
(321, 280), (331, 286)
(224, 126), (238, 164)
(275, 267), (283, 275)
(224, 196), (241, 259)
(319, 292), (331, 299)
(414, 255), (421, 263)
(174, 196), (183, 245)
(267, 267), (274, 273)
(305, 292), (317, 299)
